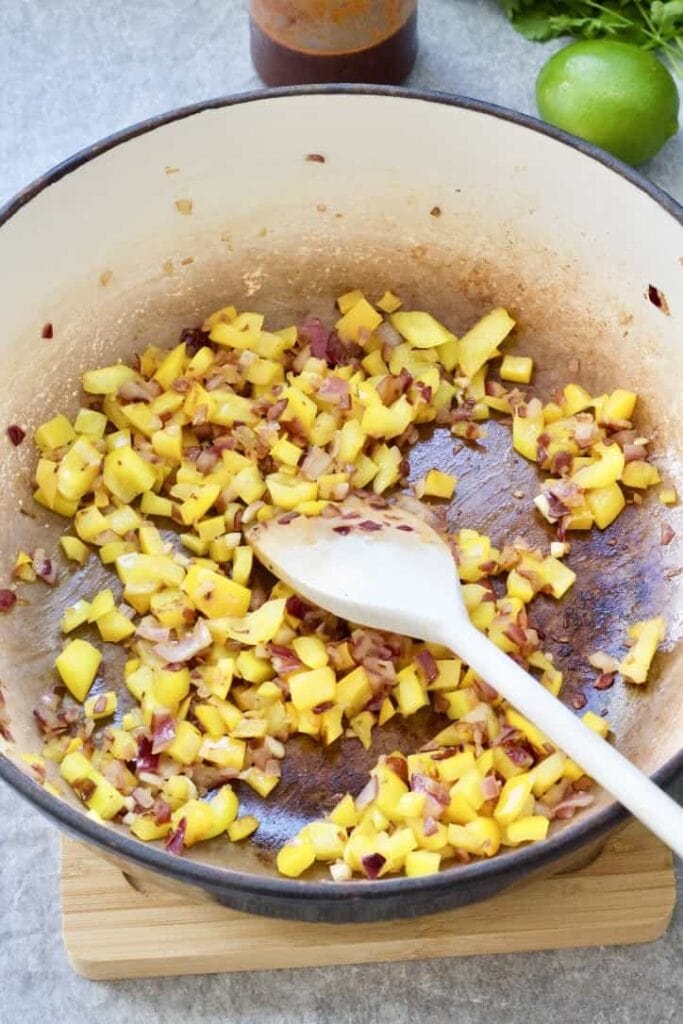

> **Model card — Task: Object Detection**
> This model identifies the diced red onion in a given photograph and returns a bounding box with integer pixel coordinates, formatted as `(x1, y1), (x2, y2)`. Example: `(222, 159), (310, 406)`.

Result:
(0, 589), (17, 611)
(361, 852), (386, 880)
(165, 817), (187, 854)
(154, 619), (212, 664)
(358, 520), (382, 532)
(474, 677), (498, 702)
(299, 319), (362, 368)
(301, 446), (333, 481)
(6, 424), (25, 446)
(480, 774), (501, 801)
(330, 861), (352, 882)
(588, 651), (620, 674)
(153, 799), (172, 825)
(355, 776), (378, 809)
(376, 369), (412, 406)
(317, 375), (351, 408)
(285, 594), (312, 619)
(268, 643), (302, 675)
(152, 713), (177, 753)
(267, 398), (288, 421)
(32, 550), (57, 585)
(136, 617), (171, 643)
(550, 450), (573, 476)
(610, 429), (637, 448)
(416, 649), (438, 683)
(500, 739), (534, 768)
(383, 754), (408, 784)
(623, 444), (647, 463)
(411, 773), (450, 809)
(134, 736), (160, 774)
(196, 448), (220, 474)
(376, 321), (402, 348)
(550, 791), (595, 820)
(118, 379), (162, 402)
(573, 420), (600, 449)
(132, 786), (155, 810)
(350, 631), (376, 662)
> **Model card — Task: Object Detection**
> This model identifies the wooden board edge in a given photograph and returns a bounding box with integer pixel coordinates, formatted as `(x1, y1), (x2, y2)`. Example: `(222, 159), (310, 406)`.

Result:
(60, 823), (677, 980)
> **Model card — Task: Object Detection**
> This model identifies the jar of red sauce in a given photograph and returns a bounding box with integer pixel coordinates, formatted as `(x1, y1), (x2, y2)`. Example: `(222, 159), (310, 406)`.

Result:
(249, 1), (418, 86)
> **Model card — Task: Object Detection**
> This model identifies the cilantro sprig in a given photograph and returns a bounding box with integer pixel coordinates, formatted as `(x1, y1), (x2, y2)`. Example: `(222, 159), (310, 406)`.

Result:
(497, 1), (683, 78)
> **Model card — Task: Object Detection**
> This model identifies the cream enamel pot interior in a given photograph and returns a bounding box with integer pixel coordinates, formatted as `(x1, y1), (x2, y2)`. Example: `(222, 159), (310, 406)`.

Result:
(0, 88), (681, 923)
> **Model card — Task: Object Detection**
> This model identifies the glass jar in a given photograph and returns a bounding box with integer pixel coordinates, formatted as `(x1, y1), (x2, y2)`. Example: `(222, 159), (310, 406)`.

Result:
(249, 1), (418, 86)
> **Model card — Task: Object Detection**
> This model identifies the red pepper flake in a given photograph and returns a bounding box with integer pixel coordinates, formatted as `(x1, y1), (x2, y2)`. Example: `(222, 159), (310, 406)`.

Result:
(430, 206), (441, 217)
(396, 524), (413, 532)
(0, 589), (17, 612)
(305, 153), (326, 163)
(41, 322), (53, 339)
(571, 692), (588, 710)
(647, 284), (670, 314)
(358, 520), (382, 532)
(6, 425), (25, 446)
(333, 525), (352, 535)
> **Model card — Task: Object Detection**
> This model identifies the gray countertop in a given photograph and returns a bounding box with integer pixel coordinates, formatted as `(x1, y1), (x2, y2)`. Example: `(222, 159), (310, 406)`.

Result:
(0, 2), (681, 1022)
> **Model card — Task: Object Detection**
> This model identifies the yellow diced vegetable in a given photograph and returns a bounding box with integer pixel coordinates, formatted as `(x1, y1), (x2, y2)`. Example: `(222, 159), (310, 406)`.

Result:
(289, 666), (336, 711)
(414, 469), (457, 500)
(619, 616), (665, 684)
(390, 311), (453, 349)
(182, 564), (251, 618)
(405, 850), (441, 876)
(277, 840), (316, 877)
(500, 355), (533, 384)
(458, 308), (515, 378)
(60, 599), (91, 633)
(493, 773), (534, 826)
(504, 816), (549, 845)
(55, 639), (102, 702)
(586, 483), (625, 529)
(84, 691), (117, 719)
(166, 721), (202, 765)
(336, 297), (382, 342)
(82, 364), (138, 394)
(228, 816), (259, 842)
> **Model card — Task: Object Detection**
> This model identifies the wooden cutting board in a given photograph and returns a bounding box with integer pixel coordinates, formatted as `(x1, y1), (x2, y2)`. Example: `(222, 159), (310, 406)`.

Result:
(61, 821), (675, 980)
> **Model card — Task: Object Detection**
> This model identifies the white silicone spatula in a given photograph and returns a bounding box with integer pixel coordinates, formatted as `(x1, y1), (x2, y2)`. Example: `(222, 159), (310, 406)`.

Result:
(248, 497), (683, 858)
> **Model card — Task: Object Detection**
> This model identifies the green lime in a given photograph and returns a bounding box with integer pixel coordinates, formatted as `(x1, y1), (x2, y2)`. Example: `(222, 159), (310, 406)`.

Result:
(536, 40), (679, 166)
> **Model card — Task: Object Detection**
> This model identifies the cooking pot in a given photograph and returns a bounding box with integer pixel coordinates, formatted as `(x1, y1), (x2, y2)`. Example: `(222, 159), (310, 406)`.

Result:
(0, 87), (681, 922)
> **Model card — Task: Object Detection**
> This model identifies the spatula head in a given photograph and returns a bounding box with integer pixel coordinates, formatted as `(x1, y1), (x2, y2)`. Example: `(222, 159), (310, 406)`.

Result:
(247, 498), (465, 645)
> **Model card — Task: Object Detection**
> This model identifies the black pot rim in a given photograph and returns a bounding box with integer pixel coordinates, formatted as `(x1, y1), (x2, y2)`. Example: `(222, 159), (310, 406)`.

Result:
(1, 84), (681, 910)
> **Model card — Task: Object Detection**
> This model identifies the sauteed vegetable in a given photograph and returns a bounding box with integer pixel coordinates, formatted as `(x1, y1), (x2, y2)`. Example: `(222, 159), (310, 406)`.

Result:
(9, 289), (667, 879)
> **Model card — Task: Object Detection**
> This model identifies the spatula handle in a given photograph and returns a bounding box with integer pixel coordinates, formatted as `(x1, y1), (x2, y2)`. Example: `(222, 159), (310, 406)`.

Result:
(444, 623), (683, 859)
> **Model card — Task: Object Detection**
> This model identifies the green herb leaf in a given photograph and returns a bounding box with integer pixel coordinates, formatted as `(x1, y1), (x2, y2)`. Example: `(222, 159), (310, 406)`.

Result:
(495, 1), (683, 76)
